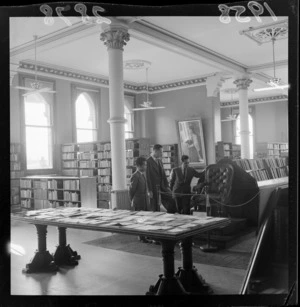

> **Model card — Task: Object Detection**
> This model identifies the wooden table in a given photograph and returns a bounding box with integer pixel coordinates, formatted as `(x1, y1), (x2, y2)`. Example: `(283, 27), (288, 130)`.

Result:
(11, 207), (230, 295)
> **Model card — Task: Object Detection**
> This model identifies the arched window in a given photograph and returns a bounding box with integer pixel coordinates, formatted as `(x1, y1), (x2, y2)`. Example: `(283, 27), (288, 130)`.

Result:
(24, 93), (53, 169)
(124, 95), (134, 139)
(75, 92), (97, 143)
(235, 114), (254, 158)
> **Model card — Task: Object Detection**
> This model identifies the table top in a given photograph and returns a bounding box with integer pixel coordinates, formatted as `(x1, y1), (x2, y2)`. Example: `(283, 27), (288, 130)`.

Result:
(11, 208), (230, 241)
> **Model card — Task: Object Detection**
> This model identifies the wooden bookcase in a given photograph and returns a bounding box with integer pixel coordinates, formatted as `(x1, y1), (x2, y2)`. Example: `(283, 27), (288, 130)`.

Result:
(10, 143), (24, 212)
(20, 175), (97, 210)
(216, 141), (241, 162)
(150, 144), (179, 178)
(233, 158), (288, 181)
(255, 142), (288, 159)
(61, 138), (150, 209)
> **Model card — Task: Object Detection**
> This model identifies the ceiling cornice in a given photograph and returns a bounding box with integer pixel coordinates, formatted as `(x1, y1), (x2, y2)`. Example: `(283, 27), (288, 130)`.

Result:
(247, 60), (288, 72)
(221, 95), (288, 107)
(17, 60), (208, 93)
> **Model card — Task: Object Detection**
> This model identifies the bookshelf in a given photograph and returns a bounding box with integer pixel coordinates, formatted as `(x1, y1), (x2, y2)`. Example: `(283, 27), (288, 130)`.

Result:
(20, 175), (97, 210)
(61, 138), (150, 209)
(255, 142), (288, 159)
(10, 143), (25, 212)
(216, 141), (241, 162)
(233, 158), (289, 181)
(150, 144), (179, 178)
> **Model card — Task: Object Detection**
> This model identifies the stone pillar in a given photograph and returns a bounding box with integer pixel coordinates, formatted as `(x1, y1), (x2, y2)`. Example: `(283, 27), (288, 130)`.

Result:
(206, 74), (225, 163)
(100, 22), (130, 206)
(234, 78), (252, 159)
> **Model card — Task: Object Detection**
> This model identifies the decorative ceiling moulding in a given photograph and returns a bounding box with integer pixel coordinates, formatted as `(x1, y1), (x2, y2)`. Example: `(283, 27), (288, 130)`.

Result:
(18, 60), (208, 94)
(240, 19), (288, 45)
(221, 95), (288, 107)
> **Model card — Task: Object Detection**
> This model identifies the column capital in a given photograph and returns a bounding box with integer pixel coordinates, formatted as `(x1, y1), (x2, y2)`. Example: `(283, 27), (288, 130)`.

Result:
(100, 25), (130, 51)
(234, 78), (252, 90)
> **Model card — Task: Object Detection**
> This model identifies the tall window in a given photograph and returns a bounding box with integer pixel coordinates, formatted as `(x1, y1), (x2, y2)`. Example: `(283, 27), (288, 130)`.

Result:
(75, 92), (97, 143)
(24, 93), (53, 169)
(124, 95), (134, 139)
(235, 114), (254, 158)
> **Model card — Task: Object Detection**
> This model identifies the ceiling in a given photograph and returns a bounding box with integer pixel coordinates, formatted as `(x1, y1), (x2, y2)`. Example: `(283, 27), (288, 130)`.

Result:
(10, 16), (288, 101)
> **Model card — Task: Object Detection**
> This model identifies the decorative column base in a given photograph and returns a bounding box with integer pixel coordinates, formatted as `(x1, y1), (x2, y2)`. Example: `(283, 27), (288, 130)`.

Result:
(53, 244), (80, 266)
(176, 266), (213, 294)
(146, 275), (188, 295)
(146, 239), (188, 295)
(53, 227), (81, 266)
(23, 224), (58, 274)
(23, 251), (58, 274)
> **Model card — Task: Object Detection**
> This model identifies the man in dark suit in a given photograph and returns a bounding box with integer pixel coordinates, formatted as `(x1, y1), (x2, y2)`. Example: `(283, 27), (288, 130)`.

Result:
(146, 144), (172, 212)
(170, 155), (204, 215)
(129, 156), (150, 243)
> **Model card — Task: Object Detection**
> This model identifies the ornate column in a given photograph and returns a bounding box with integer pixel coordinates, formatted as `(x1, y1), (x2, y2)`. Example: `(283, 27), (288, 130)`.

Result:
(100, 22), (130, 207)
(205, 73), (225, 163)
(234, 77), (252, 159)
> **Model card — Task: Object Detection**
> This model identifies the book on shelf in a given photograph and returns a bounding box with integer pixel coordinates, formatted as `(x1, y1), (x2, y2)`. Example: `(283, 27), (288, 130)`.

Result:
(62, 144), (77, 152)
(78, 143), (96, 152)
(62, 152), (77, 160)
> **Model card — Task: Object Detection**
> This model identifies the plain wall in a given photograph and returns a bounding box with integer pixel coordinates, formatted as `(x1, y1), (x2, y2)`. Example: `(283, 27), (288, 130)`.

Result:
(149, 85), (216, 165)
(220, 100), (288, 146)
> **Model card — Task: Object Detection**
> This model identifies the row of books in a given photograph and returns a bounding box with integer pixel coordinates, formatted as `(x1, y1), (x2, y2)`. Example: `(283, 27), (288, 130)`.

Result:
(62, 152), (76, 160)
(63, 180), (80, 190)
(63, 191), (80, 202)
(97, 143), (111, 151)
(263, 158), (287, 168)
(98, 185), (112, 192)
(11, 171), (25, 179)
(11, 195), (20, 205)
(162, 157), (172, 163)
(98, 169), (111, 176)
(79, 160), (97, 168)
(62, 169), (79, 176)
(21, 190), (32, 198)
(163, 164), (172, 169)
(267, 143), (288, 150)
(62, 144), (76, 152)
(10, 154), (20, 161)
(34, 189), (48, 199)
(78, 143), (95, 152)
(98, 151), (111, 159)
(48, 190), (58, 200)
(33, 180), (48, 189)
(10, 162), (21, 170)
(126, 158), (135, 166)
(20, 179), (32, 188)
(269, 167), (289, 178)
(79, 169), (95, 177)
(248, 169), (270, 181)
(63, 161), (79, 168)
(10, 143), (21, 153)
(78, 152), (97, 160)
(98, 176), (111, 184)
(99, 160), (111, 167)
(163, 152), (173, 157)
(162, 145), (175, 151)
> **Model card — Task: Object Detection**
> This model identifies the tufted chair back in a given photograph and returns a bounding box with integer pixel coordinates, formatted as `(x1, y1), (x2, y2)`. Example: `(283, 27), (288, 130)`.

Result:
(205, 163), (234, 205)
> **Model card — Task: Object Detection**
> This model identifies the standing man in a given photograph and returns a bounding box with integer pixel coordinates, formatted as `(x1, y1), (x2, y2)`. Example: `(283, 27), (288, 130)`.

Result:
(146, 144), (171, 212)
(129, 156), (150, 243)
(170, 155), (203, 215)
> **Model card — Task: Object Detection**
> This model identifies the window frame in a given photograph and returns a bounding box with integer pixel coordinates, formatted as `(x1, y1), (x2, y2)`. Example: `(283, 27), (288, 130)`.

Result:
(20, 75), (56, 174)
(124, 94), (135, 139)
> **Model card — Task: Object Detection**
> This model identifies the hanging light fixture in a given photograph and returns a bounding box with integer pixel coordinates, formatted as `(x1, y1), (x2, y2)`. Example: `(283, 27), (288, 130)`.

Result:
(15, 35), (56, 96)
(253, 37), (289, 92)
(132, 64), (165, 111)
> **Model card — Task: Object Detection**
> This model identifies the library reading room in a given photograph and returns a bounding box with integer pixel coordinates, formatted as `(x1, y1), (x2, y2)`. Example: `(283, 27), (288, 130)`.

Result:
(8, 13), (296, 302)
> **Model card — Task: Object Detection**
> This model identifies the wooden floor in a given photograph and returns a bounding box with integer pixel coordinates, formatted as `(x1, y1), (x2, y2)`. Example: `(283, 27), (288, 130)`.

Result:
(11, 220), (247, 296)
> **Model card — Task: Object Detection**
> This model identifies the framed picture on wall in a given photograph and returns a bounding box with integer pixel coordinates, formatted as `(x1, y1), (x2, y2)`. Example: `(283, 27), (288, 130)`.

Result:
(176, 118), (206, 167)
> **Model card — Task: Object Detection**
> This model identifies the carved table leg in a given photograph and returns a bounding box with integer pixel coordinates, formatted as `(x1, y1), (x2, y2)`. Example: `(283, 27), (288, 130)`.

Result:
(176, 237), (213, 294)
(146, 240), (188, 295)
(22, 224), (58, 274)
(53, 227), (81, 266)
